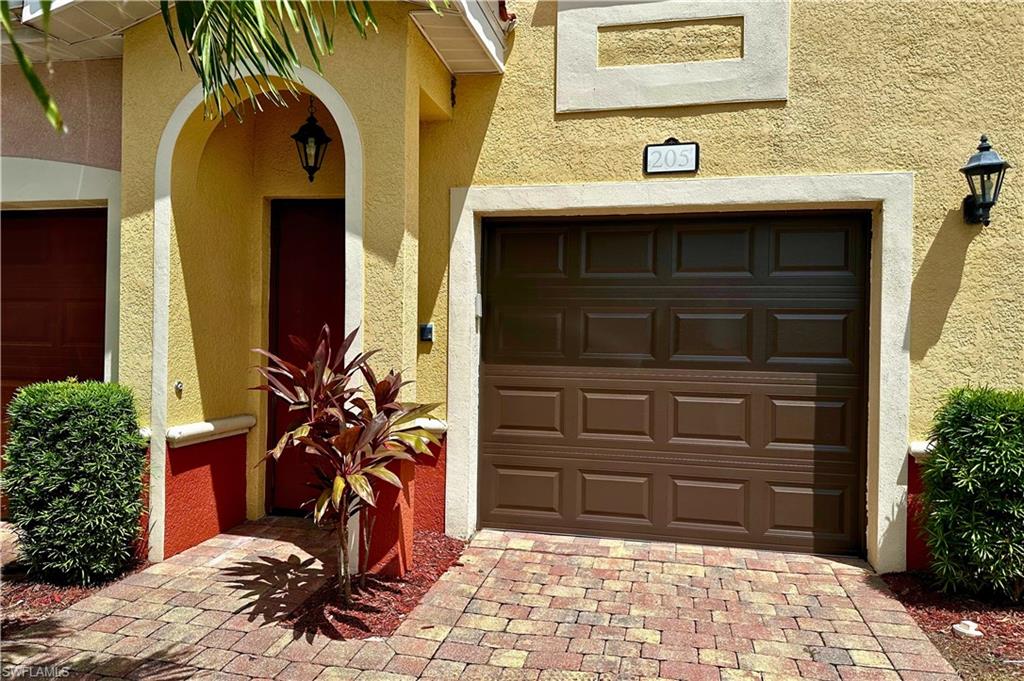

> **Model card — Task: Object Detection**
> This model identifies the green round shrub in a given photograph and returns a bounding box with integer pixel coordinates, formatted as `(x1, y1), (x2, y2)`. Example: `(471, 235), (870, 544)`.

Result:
(3, 380), (147, 585)
(921, 386), (1024, 601)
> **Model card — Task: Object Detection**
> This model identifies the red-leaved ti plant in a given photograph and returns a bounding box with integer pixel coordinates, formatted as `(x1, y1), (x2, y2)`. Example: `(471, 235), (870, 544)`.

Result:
(253, 325), (439, 603)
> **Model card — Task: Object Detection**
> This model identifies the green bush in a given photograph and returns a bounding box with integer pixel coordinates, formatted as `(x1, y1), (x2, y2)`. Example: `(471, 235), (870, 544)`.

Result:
(2, 380), (147, 585)
(921, 386), (1024, 600)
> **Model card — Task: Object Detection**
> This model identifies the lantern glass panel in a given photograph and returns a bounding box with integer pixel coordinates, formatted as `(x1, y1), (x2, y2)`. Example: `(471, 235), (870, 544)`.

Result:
(965, 173), (978, 201)
(992, 167), (1006, 204)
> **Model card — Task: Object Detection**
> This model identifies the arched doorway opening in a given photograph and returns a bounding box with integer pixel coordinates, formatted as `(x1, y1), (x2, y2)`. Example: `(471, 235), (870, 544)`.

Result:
(149, 72), (363, 561)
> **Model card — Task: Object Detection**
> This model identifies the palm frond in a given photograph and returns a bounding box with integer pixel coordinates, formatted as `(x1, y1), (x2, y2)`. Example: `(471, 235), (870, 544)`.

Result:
(159, 0), (389, 120)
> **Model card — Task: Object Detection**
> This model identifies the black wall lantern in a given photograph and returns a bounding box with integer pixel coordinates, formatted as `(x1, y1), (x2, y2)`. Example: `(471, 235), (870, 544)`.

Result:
(291, 96), (332, 182)
(960, 135), (1010, 226)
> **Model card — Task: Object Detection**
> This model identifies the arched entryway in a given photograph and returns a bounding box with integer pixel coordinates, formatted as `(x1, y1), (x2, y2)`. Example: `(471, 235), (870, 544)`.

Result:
(148, 70), (363, 561)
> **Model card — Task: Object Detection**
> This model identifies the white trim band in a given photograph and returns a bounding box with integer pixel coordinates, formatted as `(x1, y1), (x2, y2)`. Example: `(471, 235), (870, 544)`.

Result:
(166, 414), (257, 449)
(909, 440), (933, 462)
(408, 417), (448, 435)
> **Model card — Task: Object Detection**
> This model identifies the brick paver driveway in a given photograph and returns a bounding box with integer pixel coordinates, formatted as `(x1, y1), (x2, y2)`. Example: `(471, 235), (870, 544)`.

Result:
(3, 518), (957, 680)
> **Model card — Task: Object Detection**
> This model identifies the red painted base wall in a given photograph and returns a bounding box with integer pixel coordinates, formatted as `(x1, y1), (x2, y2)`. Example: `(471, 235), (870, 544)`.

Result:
(906, 455), (931, 571)
(416, 439), (446, 534)
(164, 434), (247, 558)
(360, 437), (447, 577)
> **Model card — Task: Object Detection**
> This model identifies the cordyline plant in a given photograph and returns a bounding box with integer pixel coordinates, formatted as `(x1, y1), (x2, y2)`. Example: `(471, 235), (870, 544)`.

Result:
(253, 325), (439, 604)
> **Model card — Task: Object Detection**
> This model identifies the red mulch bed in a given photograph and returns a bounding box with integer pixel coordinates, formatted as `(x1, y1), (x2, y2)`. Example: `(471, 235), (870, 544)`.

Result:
(883, 572), (1024, 680)
(282, 530), (465, 640)
(2, 561), (147, 636)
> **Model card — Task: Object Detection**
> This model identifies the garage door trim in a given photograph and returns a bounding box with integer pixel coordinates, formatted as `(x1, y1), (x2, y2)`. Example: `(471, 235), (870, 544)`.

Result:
(0, 156), (121, 381)
(446, 172), (913, 573)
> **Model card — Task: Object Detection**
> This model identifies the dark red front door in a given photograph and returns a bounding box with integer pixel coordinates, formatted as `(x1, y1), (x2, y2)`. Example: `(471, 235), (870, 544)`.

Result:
(268, 199), (345, 514)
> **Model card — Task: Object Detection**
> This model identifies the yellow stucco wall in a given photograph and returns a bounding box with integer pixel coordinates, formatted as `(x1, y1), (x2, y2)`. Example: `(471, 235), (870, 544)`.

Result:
(416, 0), (1024, 437)
(119, 4), (449, 516)
(120, 1), (1022, 520)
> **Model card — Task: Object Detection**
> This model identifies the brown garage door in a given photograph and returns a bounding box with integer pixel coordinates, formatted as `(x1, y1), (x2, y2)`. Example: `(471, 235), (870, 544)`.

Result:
(480, 211), (869, 555)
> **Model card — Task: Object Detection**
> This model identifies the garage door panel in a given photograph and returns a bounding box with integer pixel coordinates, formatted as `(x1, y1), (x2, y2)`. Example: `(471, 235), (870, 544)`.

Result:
(770, 222), (861, 279)
(486, 385), (566, 438)
(492, 226), (569, 278)
(767, 396), (851, 452)
(493, 306), (567, 359)
(579, 470), (654, 523)
(484, 367), (861, 463)
(670, 476), (750, 532)
(674, 225), (754, 276)
(482, 452), (861, 551)
(671, 308), (754, 364)
(578, 389), (654, 441)
(580, 307), (656, 359)
(767, 308), (860, 369)
(672, 394), (752, 446)
(1, 300), (57, 346)
(582, 227), (657, 277)
(481, 212), (868, 554)
(486, 464), (563, 517)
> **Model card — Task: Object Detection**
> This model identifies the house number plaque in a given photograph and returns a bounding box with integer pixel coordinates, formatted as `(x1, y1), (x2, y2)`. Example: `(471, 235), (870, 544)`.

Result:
(644, 138), (699, 174)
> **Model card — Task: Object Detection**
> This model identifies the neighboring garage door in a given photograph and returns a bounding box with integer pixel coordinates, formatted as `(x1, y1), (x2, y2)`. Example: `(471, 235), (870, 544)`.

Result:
(480, 212), (869, 555)
(1, 208), (107, 431)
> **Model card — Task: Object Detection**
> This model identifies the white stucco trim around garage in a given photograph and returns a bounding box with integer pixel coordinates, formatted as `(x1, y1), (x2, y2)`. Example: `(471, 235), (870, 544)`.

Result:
(447, 172), (914, 574)
(150, 66), (364, 563)
(555, 0), (789, 113)
(0, 156), (121, 383)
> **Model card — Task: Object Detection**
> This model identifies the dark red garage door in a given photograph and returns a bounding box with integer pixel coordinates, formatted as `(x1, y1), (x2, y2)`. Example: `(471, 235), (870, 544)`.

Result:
(480, 212), (869, 555)
(1, 208), (107, 442)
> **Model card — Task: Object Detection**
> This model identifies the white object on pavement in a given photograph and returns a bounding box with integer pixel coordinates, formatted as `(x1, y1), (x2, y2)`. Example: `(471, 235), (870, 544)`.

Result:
(952, 620), (983, 638)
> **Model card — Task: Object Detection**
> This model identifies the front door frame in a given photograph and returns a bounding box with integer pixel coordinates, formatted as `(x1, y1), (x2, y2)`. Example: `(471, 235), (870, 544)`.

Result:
(447, 172), (913, 573)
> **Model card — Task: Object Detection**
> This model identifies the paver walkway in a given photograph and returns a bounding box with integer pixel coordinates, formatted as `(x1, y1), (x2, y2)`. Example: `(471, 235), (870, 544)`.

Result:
(3, 517), (957, 680)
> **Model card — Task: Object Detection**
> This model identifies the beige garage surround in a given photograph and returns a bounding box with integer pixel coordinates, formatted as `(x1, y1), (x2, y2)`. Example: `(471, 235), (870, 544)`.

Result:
(447, 172), (914, 573)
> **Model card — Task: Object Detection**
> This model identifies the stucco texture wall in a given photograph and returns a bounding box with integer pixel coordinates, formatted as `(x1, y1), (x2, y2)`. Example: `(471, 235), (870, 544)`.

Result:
(118, 0), (1021, 524)
(416, 0), (1024, 436)
(1, 59), (122, 170)
(119, 5), (449, 515)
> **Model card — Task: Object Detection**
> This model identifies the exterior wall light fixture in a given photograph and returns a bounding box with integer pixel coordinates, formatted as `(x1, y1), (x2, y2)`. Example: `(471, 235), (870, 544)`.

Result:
(960, 135), (1010, 226)
(291, 96), (332, 182)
